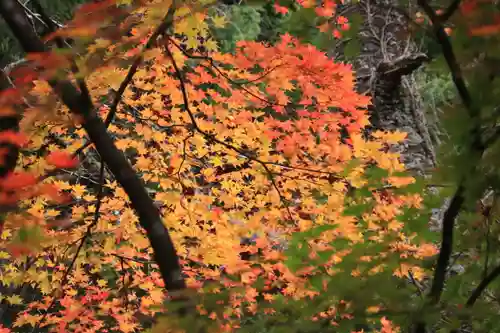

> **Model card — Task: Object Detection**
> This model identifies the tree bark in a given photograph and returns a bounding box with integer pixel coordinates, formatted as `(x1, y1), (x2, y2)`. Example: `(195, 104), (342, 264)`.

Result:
(339, 0), (437, 174)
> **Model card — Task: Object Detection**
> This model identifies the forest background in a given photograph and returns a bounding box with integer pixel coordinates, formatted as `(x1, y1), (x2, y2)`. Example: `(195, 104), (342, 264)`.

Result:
(0, 0), (499, 333)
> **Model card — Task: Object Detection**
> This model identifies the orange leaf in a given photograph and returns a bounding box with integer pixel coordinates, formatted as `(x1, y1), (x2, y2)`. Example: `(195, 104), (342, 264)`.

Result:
(46, 151), (79, 169)
(469, 22), (500, 36)
(381, 317), (396, 333)
(0, 106), (16, 116)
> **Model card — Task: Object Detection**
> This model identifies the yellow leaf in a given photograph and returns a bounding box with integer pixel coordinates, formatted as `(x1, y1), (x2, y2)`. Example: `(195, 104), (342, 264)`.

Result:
(6, 294), (23, 305)
(72, 205), (86, 219)
(94, 38), (111, 49)
(135, 156), (151, 169)
(118, 320), (138, 333)
(1, 230), (11, 240)
(211, 156), (224, 167)
(97, 279), (108, 287)
(139, 280), (155, 291)
(66, 288), (77, 296)
(149, 289), (165, 303)
(155, 191), (181, 205)
(204, 39), (218, 52)
(211, 15), (227, 29)
(366, 306), (380, 313)
(186, 36), (199, 50)
(72, 184), (87, 198)
(45, 209), (60, 218)
(103, 238), (115, 253)
(40, 279), (51, 295)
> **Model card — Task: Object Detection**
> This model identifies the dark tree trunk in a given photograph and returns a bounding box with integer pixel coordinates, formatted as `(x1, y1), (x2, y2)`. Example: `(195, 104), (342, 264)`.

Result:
(337, 0), (437, 174)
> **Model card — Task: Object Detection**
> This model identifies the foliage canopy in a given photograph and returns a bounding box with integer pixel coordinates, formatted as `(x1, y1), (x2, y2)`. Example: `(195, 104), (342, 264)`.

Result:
(0, 0), (500, 332)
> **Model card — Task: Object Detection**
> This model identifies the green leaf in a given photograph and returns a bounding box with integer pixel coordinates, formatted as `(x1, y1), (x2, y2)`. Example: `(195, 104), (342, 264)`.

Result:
(343, 202), (373, 218)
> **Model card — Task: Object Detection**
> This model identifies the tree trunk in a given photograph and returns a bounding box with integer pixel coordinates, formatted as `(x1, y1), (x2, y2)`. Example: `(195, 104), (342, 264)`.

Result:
(338, 0), (437, 174)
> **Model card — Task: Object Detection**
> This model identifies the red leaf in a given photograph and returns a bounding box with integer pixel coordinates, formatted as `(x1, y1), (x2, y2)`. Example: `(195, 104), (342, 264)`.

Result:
(273, 3), (289, 14)
(46, 151), (79, 169)
(0, 192), (19, 205)
(0, 88), (23, 105)
(0, 172), (38, 191)
(10, 66), (39, 85)
(460, 0), (478, 15)
(0, 131), (29, 147)
(8, 243), (32, 258)
(38, 183), (72, 204)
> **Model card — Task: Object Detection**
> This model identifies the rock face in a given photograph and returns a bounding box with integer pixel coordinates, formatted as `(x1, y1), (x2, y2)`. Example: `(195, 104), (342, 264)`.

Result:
(334, 0), (437, 174)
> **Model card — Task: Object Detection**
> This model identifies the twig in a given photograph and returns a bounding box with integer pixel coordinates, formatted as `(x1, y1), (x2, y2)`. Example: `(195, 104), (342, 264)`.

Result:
(164, 41), (297, 223)
(164, 40), (348, 177)
(113, 253), (155, 265)
(168, 37), (286, 107)
(408, 270), (424, 298)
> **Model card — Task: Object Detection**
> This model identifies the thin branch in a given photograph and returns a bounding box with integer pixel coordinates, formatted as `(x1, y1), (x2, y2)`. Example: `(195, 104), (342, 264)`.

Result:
(417, 0), (477, 121)
(467, 264), (500, 306)
(119, 257), (130, 307)
(163, 41), (297, 223)
(106, 6), (176, 127)
(165, 39), (349, 179)
(113, 253), (155, 265)
(167, 37), (288, 107)
(216, 160), (251, 176)
(408, 270), (424, 298)
(413, 1), (488, 332)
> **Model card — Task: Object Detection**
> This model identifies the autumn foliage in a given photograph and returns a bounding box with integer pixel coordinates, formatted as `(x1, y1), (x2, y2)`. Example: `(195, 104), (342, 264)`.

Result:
(0, 0), (499, 332)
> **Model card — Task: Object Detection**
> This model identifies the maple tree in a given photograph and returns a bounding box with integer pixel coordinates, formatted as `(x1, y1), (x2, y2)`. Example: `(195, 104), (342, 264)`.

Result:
(0, 0), (499, 332)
